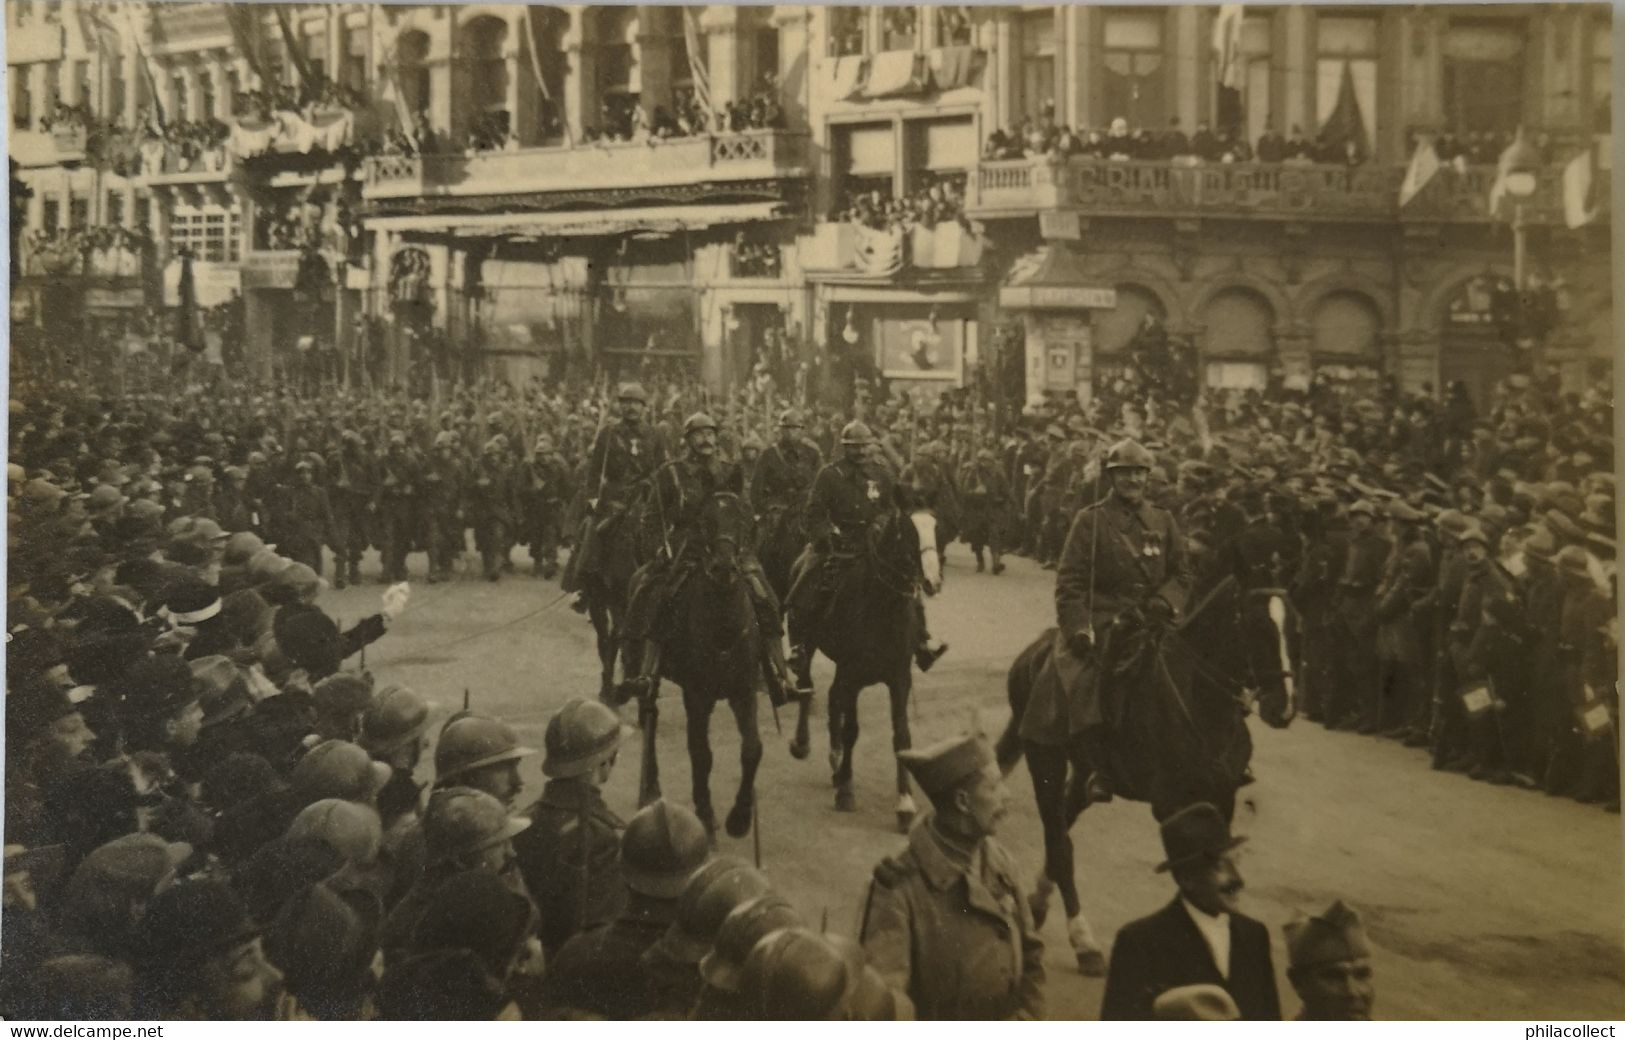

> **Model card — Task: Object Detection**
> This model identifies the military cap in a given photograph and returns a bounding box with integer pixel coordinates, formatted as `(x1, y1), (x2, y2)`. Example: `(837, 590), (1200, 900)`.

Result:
(359, 685), (436, 756)
(1456, 523), (1490, 549)
(290, 739), (392, 806)
(898, 734), (994, 800)
(433, 430), (457, 449)
(294, 459), (315, 472)
(388, 431), (407, 447)
(22, 479), (68, 508)
(1044, 423), (1066, 441)
(1434, 509), (1469, 537)
(621, 799), (711, 899)
(86, 484), (127, 514)
(286, 798), (383, 867)
(1522, 525), (1558, 561)
(699, 894), (803, 993)
(542, 697), (630, 779)
(847, 962), (912, 1021)
(1556, 545), (1592, 578)
(435, 713), (537, 782)
(1284, 900), (1372, 971)
(1347, 500), (1377, 518)
(422, 787), (530, 863)
(616, 382), (649, 403)
(247, 548), (293, 583)
(247, 450), (269, 465)
(222, 532), (269, 566)
(1153, 984), (1240, 1020)
(778, 408), (806, 427)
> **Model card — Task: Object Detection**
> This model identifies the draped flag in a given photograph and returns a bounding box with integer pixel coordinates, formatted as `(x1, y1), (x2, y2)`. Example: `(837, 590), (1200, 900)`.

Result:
(1212, 5), (1245, 133)
(1563, 143), (1599, 229)
(1318, 60), (1368, 158)
(854, 225), (904, 277)
(1398, 136), (1441, 208)
(522, 9), (573, 144)
(681, 7), (714, 117)
(1486, 126), (1526, 217)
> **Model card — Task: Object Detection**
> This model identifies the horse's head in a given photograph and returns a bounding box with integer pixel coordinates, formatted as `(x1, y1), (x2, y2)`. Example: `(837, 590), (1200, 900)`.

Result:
(697, 492), (752, 572)
(1236, 584), (1299, 729)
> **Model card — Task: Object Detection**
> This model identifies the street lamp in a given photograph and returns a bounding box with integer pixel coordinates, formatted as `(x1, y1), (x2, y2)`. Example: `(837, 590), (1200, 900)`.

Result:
(1498, 136), (1545, 371)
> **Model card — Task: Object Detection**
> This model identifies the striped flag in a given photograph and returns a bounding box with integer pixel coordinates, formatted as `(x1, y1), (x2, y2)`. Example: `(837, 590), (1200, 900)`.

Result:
(1398, 136), (1441, 208)
(1487, 126), (1527, 217)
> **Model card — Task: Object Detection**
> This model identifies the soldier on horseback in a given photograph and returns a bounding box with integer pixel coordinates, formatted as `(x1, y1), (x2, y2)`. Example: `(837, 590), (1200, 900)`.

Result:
(568, 382), (666, 609)
(616, 412), (798, 706)
(786, 420), (947, 695)
(1038, 438), (1192, 804)
(751, 408), (822, 522)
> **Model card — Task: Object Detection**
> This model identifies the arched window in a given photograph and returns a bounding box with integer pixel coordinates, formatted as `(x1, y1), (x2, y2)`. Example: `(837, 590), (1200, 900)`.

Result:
(596, 8), (641, 137)
(1198, 286), (1274, 389)
(527, 6), (567, 142)
(396, 29), (431, 121)
(1311, 290), (1382, 359)
(1095, 284), (1167, 355)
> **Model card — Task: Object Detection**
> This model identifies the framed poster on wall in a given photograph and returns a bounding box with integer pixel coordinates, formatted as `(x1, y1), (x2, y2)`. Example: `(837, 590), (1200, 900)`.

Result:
(877, 314), (965, 381)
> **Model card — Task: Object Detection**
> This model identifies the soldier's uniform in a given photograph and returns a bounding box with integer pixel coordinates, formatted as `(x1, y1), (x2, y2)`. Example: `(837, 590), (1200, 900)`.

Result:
(1328, 503), (1391, 732)
(751, 424), (822, 522)
(1373, 506), (1435, 737)
(327, 435), (374, 587)
(280, 462), (336, 576)
(1033, 434), (1077, 567)
(1029, 442), (1192, 753)
(421, 437), (465, 583)
(900, 446), (959, 552)
(1013, 433), (1049, 555)
(522, 445), (572, 579)
(787, 427), (902, 627)
(958, 449), (1011, 573)
(861, 737), (1044, 1021)
(374, 436), (422, 583)
(571, 398), (667, 591)
(469, 440), (523, 581)
(513, 778), (627, 958)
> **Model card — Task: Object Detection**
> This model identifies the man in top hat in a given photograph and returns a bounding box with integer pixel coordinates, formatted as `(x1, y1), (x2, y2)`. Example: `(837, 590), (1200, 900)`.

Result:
(1100, 802), (1279, 1020)
(514, 697), (631, 957)
(1284, 900), (1375, 1020)
(860, 734), (1044, 1020)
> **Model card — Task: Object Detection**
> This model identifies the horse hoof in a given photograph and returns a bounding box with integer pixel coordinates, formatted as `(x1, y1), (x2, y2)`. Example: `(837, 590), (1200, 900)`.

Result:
(834, 790), (856, 813)
(1075, 949), (1107, 977)
(725, 802), (752, 839)
(695, 806), (718, 836)
(789, 737), (810, 761)
(828, 749), (842, 776)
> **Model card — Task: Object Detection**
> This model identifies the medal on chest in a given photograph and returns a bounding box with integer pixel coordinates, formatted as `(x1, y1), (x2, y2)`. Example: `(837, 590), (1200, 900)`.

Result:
(1142, 536), (1161, 559)
(629, 438), (640, 458)
(865, 479), (880, 503)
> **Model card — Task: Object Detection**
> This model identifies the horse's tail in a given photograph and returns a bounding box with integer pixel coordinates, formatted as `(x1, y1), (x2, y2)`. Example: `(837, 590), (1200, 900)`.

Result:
(997, 629), (1053, 775)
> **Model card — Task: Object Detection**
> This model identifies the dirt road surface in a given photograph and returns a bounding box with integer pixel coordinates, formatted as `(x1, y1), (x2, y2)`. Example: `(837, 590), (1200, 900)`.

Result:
(329, 547), (1625, 1020)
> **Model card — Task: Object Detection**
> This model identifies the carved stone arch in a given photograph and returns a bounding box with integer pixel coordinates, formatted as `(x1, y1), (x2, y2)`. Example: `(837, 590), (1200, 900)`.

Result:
(454, 6), (518, 57)
(388, 9), (445, 62)
(1295, 272), (1396, 334)
(1100, 263), (1187, 329)
(1188, 272), (1293, 334)
(1417, 261), (1511, 335)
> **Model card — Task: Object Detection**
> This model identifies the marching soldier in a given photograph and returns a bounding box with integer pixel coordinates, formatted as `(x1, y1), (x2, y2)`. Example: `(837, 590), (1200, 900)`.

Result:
(421, 432), (465, 584)
(958, 447), (1010, 574)
(860, 734), (1044, 1020)
(469, 436), (522, 582)
(280, 460), (336, 578)
(1043, 439), (1192, 804)
(568, 383), (666, 603)
(522, 433), (572, 580)
(374, 432), (422, 584)
(327, 430), (374, 589)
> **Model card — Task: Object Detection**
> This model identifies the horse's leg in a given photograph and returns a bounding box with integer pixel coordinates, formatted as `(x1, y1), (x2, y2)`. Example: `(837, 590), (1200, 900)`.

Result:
(725, 679), (764, 839)
(589, 596), (615, 701)
(832, 675), (859, 813)
(888, 672), (916, 833)
(684, 685), (717, 838)
(1025, 740), (1105, 977)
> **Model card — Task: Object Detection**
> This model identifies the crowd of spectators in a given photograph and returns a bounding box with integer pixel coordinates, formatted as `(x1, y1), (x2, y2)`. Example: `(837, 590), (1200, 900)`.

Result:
(731, 232), (782, 278)
(985, 109), (1373, 166)
(830, 176), (968, 232)
(582, 79), (787, 145)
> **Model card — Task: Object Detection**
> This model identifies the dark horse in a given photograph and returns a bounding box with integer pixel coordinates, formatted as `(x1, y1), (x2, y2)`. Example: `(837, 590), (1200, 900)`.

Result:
(996, 564), (1299, 973)
(756, 505), (807, 607)
(637, 492), (764, 840)
(789, 508), (940, 830)
(582, 506), (647, 702)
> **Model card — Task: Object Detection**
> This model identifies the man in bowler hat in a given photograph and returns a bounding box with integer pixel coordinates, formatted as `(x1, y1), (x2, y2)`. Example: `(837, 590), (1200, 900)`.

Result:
(1100, 803), (1280, 1020)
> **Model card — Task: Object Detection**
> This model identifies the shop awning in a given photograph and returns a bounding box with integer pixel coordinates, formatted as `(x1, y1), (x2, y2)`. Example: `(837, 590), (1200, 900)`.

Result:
(370, 201), (789, 238)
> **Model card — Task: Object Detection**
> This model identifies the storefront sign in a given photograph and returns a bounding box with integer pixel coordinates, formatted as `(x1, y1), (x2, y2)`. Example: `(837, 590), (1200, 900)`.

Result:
(1006, 285), (1118, 311)
(83, 286), (147, 311)
(240, 251), (302, 289)
(878, 314), (964, 382)
(1036, 315), (1091, 393)
(1039, 211), (1082, 241)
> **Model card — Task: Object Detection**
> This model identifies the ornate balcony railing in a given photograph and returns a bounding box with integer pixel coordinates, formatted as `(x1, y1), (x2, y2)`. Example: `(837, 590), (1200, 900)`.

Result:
(968, 157), (1578, 224)
(363, 129), (810, 202)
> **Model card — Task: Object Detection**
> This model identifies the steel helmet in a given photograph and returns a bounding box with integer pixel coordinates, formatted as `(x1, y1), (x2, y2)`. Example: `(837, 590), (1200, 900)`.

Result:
(434, 713), (538, 783)
(671, 857), (773, 954)
(683, 412), (718, 437)
(542, 697), (629, 779)
(422, 786), (531, 864)
(620, 799), (711, 899)
(286, 798), (384, 867)
(778, 408), (805, 428)
(839, 420), (874, 446)
(359, 685), (436, 757)
(617, 382), (649, 404)
(699, 894), (803, 993)
(742, 927), (853, 1021)
(1105, 439), (1155, 471)
(432, 431), (457, 449)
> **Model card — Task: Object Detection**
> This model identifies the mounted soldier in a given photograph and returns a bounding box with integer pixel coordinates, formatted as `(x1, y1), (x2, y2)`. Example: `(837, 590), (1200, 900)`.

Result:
(751, 408), (822, 524)
(616, 412), (798, 706)
(569, 383), (666, 604)
(1037, 438), (1192, 804)
(786, 420), (946, 694)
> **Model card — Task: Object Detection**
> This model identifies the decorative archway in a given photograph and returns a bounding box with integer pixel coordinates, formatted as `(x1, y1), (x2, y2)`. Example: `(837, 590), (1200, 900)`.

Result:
(1196, 285), (1276, 390)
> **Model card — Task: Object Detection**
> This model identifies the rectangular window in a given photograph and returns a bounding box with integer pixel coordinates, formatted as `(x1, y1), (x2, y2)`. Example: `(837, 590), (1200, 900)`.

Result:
(204, 212), (227, 262)
(68, 195), (88, 230)
(106, 190), (124, 227)
(228, 211), (242, 262)
(935, 6), (972, 47)
(343, 23), (368, 94)
(905, 116), (974, 195)
(1316, 15), (1379, 148)
(753, 26), (780, 91)
(171, 73), (189, 121)
(881, 7), (916, 51)
(836, 122), (897, 206)
(829, 7), (866, 57)
(198, 71), (215, 121)
(1595, 21), (1612, 134)
(73, 59), (91, 107)
(44, 62), (60, 112)
(12, 65), (32, 130)
(1103, 9), (1167, 129)
(42, 194), (60, 234)
(1442, 19), (1525, 136)
(109, 55), (126, 117)
(134, 194), (151, 230)
(1019, 9), (1055, 120)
